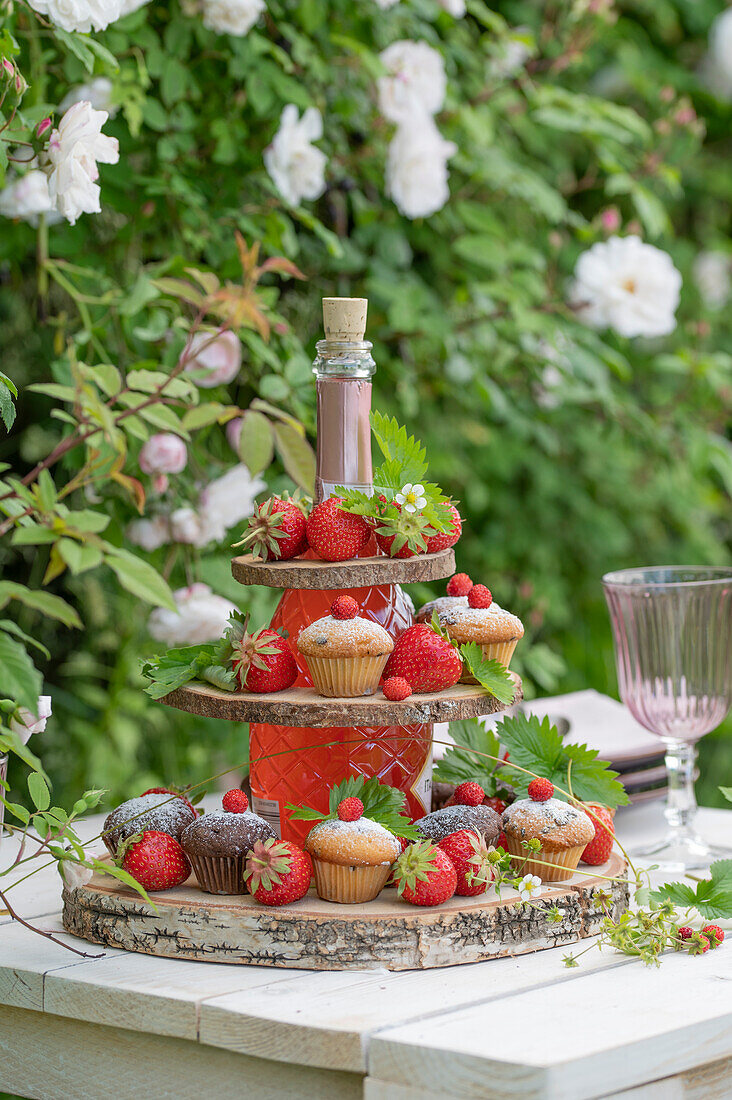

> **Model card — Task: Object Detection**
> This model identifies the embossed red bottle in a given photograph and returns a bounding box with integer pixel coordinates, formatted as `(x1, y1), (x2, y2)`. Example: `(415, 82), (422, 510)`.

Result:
(248, 298), (432, 843)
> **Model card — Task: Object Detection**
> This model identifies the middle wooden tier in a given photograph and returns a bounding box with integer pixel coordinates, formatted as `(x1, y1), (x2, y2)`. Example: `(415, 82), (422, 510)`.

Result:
(231, 547), (456, 589)
(163, 673), (522, 727)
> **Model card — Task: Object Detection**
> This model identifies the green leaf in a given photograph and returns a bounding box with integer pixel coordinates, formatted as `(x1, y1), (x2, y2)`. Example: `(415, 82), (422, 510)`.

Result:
(141, 643), (223, 698)
(495, 712), (629, 808)
(652, 861), (732, 920)
(460, 644), (516, 705)
(0, 378), (16, 432)
(434, 718), (505, 792)
(0, 632), (42, 711)
(290, 774), (420, 840)
(0, 619), (50, 659)
(273, 421), (315, 493)
(105, 547), (176, 611)
(370, 411), (428, 486)
(238, 410), (274, 477)
(200, 664), (237, 691)
(720, 788), (732, 803)
(181, 403), (228, 431)
(28, 771), (51, 812)
(57, 538), (104, 575)
(0, 582), (82, 628)
(53, 27), (95, 72)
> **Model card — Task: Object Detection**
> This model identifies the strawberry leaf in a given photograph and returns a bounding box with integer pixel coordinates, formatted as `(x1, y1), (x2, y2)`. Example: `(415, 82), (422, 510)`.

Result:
(651, 860), (732, 920)
(370, 411), (428, 485)
(434, 718), (505, 793)
(289, 773), (420, 840)
(460, 644), (516, 705)
(141, 644), (221, 699)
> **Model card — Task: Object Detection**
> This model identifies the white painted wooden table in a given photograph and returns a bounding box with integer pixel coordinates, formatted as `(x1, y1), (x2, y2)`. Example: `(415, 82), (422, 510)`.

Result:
(1, 803), (731, 1100)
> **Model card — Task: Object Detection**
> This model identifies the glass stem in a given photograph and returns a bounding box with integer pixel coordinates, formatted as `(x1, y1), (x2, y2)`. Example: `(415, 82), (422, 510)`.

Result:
(663, 738), (698, 839)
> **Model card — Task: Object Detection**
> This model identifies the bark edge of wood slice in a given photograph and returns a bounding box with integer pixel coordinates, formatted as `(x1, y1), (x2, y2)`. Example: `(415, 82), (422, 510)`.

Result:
(62, 852), (628, 971)
(161, 675), (522, 727)
(231, 548), (456, 589)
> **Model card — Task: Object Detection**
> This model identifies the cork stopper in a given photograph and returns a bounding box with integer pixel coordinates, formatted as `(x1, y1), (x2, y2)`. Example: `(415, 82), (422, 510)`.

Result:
(322, 297), (368, 342)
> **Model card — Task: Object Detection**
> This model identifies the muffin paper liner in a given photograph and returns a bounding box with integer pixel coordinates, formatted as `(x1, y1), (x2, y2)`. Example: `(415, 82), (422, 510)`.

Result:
(311, 858), (392, 903)
(460, 639), (519, 683)
(189, 853), (246, 894)
(505, 835), (585, 882)
(305, 654), (389, 698)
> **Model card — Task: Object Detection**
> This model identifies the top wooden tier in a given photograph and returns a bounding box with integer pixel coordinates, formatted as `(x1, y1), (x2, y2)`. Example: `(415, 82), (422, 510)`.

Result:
(231, 548), (456, 590)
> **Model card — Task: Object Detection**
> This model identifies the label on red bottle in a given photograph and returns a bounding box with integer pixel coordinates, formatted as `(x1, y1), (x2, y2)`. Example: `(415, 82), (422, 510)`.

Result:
(410, 745), (433, 815)
(251, 795), (282, 838)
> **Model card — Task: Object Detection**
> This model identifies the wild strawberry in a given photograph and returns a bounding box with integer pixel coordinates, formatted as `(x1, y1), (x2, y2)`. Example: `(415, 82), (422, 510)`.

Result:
(697, 935), (711, 955)
(337, 797), (364, 821)
(392, 839), (457, 906)
(306, 497), (370, 562)
(142, 787), (197, 817)
(468, 584), (492, 609)
(446, 573), (473, 597)
(580, 803), (615, 866)
(453, 781), (485, 806)
(438, 829), (494, 896)
(222, 789), (249, 813)
(234, 496), (308, 561)
(527, 778), (554, 802)
(702, 924), (725, 948)
(383, 624), (462, 693)
(424, 503), (462, 553)
(677, 926), (693, 941)
(331, 595), (359, 620)
(232, 626), (297, 693)
(383, 676), (412, 701)
(118, 830), (191, 892)
(245, 838), (312, 906)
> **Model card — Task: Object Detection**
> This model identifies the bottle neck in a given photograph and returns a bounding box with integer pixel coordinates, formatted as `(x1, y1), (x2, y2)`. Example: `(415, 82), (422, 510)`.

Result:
(313, 340), (376, 504)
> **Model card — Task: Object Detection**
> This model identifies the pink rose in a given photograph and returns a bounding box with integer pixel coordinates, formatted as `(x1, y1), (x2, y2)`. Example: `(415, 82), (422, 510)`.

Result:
(226, 416), (243, 452)
(183, 330), (242, 388)
(139, 433), (187, 476)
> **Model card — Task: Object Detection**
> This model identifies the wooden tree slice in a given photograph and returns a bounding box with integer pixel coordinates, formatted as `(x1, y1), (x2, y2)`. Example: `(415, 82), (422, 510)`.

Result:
(62, 852), (628, 971)
(231, 548), (456, 590)
(162, 675), (522, 727)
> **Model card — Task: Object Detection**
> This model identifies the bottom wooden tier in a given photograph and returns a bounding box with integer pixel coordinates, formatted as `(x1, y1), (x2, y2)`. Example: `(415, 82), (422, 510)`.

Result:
(62, 853), (627, 972)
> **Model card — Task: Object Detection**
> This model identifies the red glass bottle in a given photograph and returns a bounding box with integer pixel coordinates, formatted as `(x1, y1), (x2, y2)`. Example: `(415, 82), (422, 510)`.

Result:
(248, 298), (432, 844)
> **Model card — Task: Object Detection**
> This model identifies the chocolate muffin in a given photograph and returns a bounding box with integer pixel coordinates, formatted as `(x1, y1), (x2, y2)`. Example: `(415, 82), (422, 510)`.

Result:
(416, 803), (501, 846)
(181, 810), (276, 894)
(103, 792), (196, 856)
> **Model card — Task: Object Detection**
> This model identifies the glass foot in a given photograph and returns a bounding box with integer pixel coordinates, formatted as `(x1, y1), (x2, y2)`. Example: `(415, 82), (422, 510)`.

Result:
(631, 832), (732, 874)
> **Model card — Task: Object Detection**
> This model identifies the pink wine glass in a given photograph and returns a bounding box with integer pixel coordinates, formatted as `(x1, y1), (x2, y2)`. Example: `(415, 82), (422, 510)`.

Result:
(603, 566), (732, 871)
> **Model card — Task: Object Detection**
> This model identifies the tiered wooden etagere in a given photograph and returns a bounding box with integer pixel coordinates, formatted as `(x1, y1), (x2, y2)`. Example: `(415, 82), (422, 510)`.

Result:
(64, 546), (630, 970)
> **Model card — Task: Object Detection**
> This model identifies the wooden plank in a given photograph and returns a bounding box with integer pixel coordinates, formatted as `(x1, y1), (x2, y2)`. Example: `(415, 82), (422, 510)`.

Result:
(0, 918), (106, 1013)
(231, 548), (456, 589)
(0, 1004), (363, 1100)
(368, 947), (732, 1099)
(162, 674), (522, 726)
(606, 1056), (732, 1099)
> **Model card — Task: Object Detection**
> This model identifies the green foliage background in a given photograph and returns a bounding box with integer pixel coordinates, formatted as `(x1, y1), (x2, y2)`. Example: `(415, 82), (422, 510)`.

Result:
(1, 0), (730, 809)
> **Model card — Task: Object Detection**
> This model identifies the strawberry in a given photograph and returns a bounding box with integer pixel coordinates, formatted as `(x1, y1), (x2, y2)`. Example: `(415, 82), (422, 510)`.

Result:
(527, 778), (554, 802)
(468, 584), (492, 609)
(677, 926), (693, 941)
(702, 924), (725, 948)
(337, 797), (364, 821)
(374, 502), (430, 559)
(245, 838), (312, 906)
(222, 789), (249, 813)
(331, 595), (359, 620)
(392, 839), (457, 906)
(424, 503), (462, 554)
(383, 624), (462, 693)
(453, 781), (485, 806)
(484, 795), (508, 815)
(142, 787), (197, 817)
(446, 573), (473, 597)
(580, 803), (615, 866)
(232, 626), (297, 693)
(495, 830), (507, 850)
(234, 496), (308, 562)
(383, 676), (412, 701)
(118, 830), (191, 891)
(306, 497), (370, 562)
(438, 829), (494, 896)
(697, 936), (711, 955)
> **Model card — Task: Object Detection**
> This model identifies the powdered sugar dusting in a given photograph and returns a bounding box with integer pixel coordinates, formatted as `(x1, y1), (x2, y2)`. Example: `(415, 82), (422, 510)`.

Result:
(306, 816), (401, 864)
(416, 595), (468, 621)
(503, 797), (594, 847)
(439, 603), (523, 642)
(103, 792), (195, 853)
(298, 614), (394, 657)
(417, 803), (501, 843)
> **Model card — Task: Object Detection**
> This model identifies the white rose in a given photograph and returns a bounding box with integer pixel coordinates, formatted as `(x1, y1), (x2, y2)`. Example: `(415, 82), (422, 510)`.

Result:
(692, 251), (731, 311)
(46, 101), (119, 226)
(169, 506), (208, 547)
(10, 696), (52, 745)
(183, 330), (242, 388)
(378, 41), (447, 124)
(264, 105), (327, 206)
(127, 516), (170, 551)
(138, 433), (188, 475)
(386, 116), (457, 219)
(201, 0), (264, 35)
(59, 77), (116, 117)
(29, 0), (122, 33)
(569, 235), (682, 339)
(196, 464), (266, 543)
(0, 171), (56, 225)
(60, 861), (94, 889)
(147, 583), (237, 645)
(705, 9), (732, 100)
(116, 0), (151, 15)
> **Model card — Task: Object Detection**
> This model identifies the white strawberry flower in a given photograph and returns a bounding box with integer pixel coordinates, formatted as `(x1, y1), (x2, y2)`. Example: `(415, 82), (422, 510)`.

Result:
(517, 873), (542, 901)
(396, 483), (427, 514)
